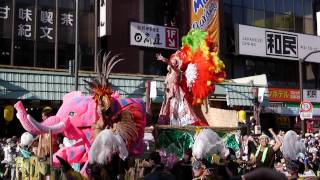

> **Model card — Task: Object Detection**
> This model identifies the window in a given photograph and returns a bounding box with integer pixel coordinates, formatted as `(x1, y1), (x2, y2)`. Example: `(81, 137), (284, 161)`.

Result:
(224, 0), (231, 4)
(243, 8), (254, 25)
(304, 18), (314, 34)
(294, 16), (303, 33)
(283, 14), (294, 31)
(224, 5), (233, 28)
(37, 42), (54, 68)
(245, 59), (255, 76)
(255, 60), (264, 75)
(294, 0), (303, 17)
(232, 6), (243, 24)
(232, 0), (242, 6)
(0, 39), (11, 65)
(14, 40), (34, 67)
(275, 0), (283, 13)
(304, 0), (312, 18)
(265, 11), (274, 28)
(254, 10), (265, 27)
(283, 0), (293, 15)
(254, 0), (264, 10)
(275, 13), (284, 29)
(243, 0), (253, 8)
(265, 0), (274, 12)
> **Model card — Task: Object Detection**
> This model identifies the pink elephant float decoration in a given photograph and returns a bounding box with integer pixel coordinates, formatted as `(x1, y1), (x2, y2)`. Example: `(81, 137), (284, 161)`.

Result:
(14, 52), (147, 176)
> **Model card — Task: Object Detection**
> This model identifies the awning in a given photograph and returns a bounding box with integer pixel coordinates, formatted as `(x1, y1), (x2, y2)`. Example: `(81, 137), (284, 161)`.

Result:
(211, 83), (269, 107)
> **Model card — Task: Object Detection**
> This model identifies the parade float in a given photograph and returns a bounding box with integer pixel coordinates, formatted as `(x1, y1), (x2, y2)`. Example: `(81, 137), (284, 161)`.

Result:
(152, 29), (240, 167)
(12, 29), (240, 179)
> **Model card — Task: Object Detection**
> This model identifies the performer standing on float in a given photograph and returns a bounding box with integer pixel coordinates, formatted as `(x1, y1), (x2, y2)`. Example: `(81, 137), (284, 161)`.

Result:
(156, 29), (226, 126)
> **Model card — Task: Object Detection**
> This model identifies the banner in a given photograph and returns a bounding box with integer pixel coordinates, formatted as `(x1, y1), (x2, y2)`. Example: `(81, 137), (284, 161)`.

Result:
(269, 88), (300, 102)
(190, 0), (220, 51)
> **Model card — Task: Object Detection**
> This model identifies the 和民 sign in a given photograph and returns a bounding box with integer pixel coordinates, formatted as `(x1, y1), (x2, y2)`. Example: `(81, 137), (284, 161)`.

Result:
(236, 24), (320, 63)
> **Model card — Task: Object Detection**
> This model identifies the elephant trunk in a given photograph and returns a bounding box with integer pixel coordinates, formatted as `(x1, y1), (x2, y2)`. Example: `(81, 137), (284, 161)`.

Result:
(14, 101), (66, 135)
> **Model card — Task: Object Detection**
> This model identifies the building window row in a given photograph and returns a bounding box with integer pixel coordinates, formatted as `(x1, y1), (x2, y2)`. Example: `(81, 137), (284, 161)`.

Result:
(0, 0), (94, 71)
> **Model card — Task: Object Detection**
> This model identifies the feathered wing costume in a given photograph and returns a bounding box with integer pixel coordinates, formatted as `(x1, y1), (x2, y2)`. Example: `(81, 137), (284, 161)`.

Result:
(281, 130), (306, 173)
(158, 29), (226, 126)
(192, 129), (229, 160)
(86, 52), (146, 165)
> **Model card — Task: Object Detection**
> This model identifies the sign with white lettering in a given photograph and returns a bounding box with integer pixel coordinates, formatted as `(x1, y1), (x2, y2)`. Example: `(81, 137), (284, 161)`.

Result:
(0, 1), (12, 38)
(130, 22), (179, 50)
(236, 24), (320, 63)
(16, 4), (34, 40)
(99, 0), (106, 37)
(38, 8), (55, 42)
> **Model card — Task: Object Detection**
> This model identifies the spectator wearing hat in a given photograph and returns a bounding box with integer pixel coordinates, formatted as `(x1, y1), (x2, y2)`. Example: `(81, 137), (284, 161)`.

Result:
(172, 149), (193, 180)
(253, 128), (282, 169)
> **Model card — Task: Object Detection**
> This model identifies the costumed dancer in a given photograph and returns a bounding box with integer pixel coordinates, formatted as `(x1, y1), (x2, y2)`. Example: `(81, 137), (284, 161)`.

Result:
(281, 130), (306, 179)
(86, 52), (146, 178)
(156, 29), (226, 126)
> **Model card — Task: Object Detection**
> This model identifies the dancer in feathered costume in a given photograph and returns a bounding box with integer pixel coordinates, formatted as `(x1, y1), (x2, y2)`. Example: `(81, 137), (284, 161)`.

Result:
(281, 130), (306, 178)
(157, 29), (226, 126)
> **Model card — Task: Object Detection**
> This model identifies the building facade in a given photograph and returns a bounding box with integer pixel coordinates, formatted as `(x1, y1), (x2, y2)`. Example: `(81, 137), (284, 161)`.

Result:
(220, 0), (320, 131)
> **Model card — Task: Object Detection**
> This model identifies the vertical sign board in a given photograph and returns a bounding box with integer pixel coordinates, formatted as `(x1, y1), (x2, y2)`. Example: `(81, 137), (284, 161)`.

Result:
(99, 0), (106, 37)
(130, 22), (179, 50)
(0, 0), (13, 38)
(38, 6), (55, 42)
(16, 3), (35, 40)
(190, 0), (220, 51)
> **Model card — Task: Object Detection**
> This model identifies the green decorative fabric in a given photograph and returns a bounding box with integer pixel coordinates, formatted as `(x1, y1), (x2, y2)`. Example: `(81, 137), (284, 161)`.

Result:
(156, 129), (194, 158)
(223, 134), (240, 151)
(156, 129), (237, 159)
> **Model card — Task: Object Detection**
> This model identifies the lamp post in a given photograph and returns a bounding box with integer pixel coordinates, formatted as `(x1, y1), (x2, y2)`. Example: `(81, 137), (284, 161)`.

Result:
(299, 50), (320, 136)
(251, 85), (262, 134)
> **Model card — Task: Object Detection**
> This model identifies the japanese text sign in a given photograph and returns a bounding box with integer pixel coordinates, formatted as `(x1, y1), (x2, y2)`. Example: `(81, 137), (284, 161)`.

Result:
(269, 88), (300, 102)
(0, 1), (12, 38)
(130, 22), (179, 50)
(236, 24), (320, 63)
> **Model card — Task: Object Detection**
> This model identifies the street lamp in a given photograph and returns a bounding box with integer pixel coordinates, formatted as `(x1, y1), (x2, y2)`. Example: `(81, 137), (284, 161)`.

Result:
(299, 50), (320, 135)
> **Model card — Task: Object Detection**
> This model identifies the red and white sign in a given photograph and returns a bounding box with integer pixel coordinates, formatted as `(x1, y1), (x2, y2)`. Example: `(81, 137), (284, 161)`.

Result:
(300, 100), (313, 112)
(130, 22), (179, 50)
(165, 28), (178, 49)
(300, 100), (313, 119)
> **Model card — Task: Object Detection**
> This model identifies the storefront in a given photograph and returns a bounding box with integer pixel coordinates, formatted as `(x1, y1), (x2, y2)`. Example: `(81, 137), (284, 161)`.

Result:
(266, 88), (320, 132)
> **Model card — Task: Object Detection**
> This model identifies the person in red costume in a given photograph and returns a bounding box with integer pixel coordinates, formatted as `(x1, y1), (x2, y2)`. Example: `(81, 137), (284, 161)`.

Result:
(156, 52), (208, 126)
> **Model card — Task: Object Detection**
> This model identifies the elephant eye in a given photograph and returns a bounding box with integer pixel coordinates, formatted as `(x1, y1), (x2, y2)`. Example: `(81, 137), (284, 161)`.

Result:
(69, 112), (75, 117)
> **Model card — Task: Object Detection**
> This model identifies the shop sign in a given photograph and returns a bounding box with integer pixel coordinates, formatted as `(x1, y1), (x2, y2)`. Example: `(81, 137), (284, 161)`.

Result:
(269, 88), (300, 102)
(304, 89), (320, 102)
(129, 22), (179, 50)
(236, 24), (320, 63)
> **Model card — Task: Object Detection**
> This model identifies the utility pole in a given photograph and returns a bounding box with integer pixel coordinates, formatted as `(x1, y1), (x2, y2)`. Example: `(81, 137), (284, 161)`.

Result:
(74, 0), (79, 90)
(299, 50), (320, 136)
